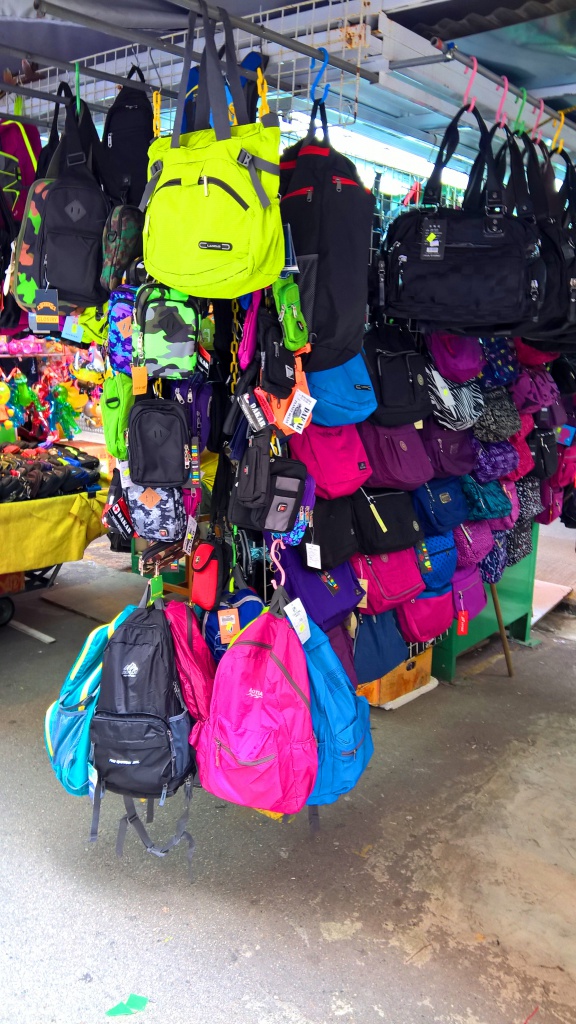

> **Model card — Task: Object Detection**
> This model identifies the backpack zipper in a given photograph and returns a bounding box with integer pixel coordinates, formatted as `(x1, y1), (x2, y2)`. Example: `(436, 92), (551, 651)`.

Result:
(332, 175), (359, 191)
(340, 733), (366, 760)
(282, 187), (313, 202)
(198, 176), (249, 210)
(214, 739), (276, 769)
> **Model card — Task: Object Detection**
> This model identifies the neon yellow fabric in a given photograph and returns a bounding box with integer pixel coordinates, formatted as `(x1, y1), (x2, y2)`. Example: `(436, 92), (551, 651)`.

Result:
(0, 491), (107, 573)
(143, 123), (284, 298)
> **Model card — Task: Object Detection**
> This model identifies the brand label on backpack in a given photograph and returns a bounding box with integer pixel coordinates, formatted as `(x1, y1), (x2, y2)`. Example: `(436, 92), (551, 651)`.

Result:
(121, 661), (139, 678)
(284, 597), (311, 644)
(420, 219), (445, 260)
(199, 241), (233, 251)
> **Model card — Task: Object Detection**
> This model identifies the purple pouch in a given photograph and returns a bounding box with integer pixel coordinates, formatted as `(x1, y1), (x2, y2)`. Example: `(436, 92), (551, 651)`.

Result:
(452, 565), (487, 620)
(426, 332), (485, 383)
(171, 375), (213, 452)
(358, 421), (433, 490)
(421, 418), (476, 478)
(239, 290), (262, 370)
(276, 545), (364, 632)
(472, 438), (519, 483)
(535, 481), (563, 524)
(510, 368), (560, 414)
(534, 399), (566, 430)
(454, 520), (495, 568)
(327, 622), (360, 689)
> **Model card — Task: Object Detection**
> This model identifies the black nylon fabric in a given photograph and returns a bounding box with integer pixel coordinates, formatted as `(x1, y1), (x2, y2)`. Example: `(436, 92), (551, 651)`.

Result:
(363, 321), (432, 427)
(128, 399), (189, 487)
(102, 67), (154, 206)
(350, 487), (424, 554)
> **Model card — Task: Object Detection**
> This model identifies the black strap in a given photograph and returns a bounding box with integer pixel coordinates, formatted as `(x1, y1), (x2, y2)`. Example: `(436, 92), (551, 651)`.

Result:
(89, 782), (104, 842)
(127, 65), (146, 83)
(303, 99), (329, 145)
(423, 105), (501, 207)
(47, 81), (74, 152)
(116, 783), (195, 872)
(308, 805), (320, 835)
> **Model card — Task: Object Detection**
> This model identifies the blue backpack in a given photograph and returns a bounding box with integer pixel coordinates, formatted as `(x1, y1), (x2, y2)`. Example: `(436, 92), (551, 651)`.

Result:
(202, 588), (264, 662)
(308, 352), (377, 426)
(303, 620), (373, 805)
(417, 531), (457, 590)
(44, 605), (136, 796)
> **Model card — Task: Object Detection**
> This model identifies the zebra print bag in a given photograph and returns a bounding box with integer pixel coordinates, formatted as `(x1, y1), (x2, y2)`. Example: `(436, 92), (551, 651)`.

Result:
(425, 365), (484, 431)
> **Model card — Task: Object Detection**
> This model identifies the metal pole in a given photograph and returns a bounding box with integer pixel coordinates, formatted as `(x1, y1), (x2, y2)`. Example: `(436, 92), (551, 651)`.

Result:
(389, 53), (453, 71)
(0, 42), (178, 99)
(0, 110), (46, 129)
(489, 583), (514, 679)
(0, 78), (108, 113)
(172, 0), (380, 84)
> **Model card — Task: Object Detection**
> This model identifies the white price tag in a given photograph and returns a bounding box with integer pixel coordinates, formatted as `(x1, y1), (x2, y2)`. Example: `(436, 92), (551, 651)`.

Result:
(284, 597), (311, 644)
(183, 515), (198, 556)
(306, 542), (321, 569)
(282, 389), (316, 434)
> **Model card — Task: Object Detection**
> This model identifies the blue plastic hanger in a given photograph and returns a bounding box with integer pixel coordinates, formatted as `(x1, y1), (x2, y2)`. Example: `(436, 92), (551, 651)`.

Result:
(310, 47), (330, 104)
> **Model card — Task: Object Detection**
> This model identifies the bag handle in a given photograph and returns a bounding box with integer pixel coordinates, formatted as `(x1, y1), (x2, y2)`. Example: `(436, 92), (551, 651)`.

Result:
(423, 105), (501, 208)
(127, 64), (146, 83)
(46, 81), (74, 154)
(303, 99), (329, 145)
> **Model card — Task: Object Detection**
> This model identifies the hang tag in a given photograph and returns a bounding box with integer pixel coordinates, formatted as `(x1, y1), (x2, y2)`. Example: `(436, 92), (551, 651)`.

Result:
(282, 389), (316, 434)
(306, 542), (321, 569)
(62, 316), (84, 343)
(414, 420), (423, 430)
(357, 580), (368, 610)
(190, 437), (201, 486)
(27, 312), (37, 332)
(420, 219), (445, 261)
(149, 574), (164, 601)
(238, 389), (269, 432)
(284, 598), (311, 644)
(281, 223), (299, 276)
(131, 323), (144, 361)
(34, 288), (59, 331)
(456, 610), (469, 636)
(131, 364), (148, 395)
(218, 608), (241, 644)
(87, 763), (98, 804)
(369, 502), (388, 534)
(182, 514), (198, 556)
(117, 314), (132, 340)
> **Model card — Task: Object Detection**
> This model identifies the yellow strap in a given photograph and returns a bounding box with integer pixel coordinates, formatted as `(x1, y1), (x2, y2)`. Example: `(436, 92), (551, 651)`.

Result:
(369, 503), (388, 534)
(2, 121), (38, 170)
(152, 91), (162, 138)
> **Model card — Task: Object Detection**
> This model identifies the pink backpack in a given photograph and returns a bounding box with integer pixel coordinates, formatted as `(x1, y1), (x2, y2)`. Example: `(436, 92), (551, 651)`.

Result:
(550, 445), (576, 489)
(426, 332), (485, 383)
(238, 290), (262, 370)
(191, 606), (317, 814)
(0, 118), (41, 221)
(164, 602), (216, 722)
(350, 549), (424, 614)
(289, 423), (371, 499)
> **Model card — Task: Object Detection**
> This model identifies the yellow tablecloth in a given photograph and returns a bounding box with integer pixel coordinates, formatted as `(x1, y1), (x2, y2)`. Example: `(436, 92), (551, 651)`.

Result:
(0, 490), (107, 574)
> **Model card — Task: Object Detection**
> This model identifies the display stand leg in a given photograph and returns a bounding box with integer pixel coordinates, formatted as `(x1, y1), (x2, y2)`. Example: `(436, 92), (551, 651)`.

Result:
(489, 583), (514, 678)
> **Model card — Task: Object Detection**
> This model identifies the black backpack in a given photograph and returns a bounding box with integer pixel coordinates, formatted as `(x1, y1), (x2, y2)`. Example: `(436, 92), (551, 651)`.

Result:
(363, 320), (432, 426)
(128, 397), (190, 488)
(89, 595), (195, 861)
(383, 105), (545, 334)
(0, 187), (21, 331)
(280, 100), (374, 372)
(36, 81), (74, 181)
(102, 66), (153, 206)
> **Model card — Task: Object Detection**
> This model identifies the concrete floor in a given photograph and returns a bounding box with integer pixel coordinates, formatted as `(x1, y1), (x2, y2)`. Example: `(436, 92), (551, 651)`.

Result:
(2, 565), (576, 1024)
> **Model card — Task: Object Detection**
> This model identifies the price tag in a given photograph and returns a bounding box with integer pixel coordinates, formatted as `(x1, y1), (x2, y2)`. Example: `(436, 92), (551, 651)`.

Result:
(117, 314), (132, 340)
(62, 316), (84, 344)
(282, 389), (316, 434)
(218, 608), (241, 644)
(87, 763), (98, 803)
(150, 574), (164, 601)
(306, 542), (321, 569)
(414, 420), (423, 430)
(34, 288), (59, 331)
(182, 515), (198, 556)
(420, 218), (445, 261)
(131, 364), (148, 395)
(456, 610), (469, 636)
(284, 598), (311, 644)
(357, 580), (368, 610)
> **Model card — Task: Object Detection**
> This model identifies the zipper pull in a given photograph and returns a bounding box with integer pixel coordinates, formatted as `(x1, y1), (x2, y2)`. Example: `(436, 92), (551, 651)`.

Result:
(159, 784), (168, 807)
(378, 259), (385, 306)
(398, 254), (407, 291)
(215, 740), (221, 767)
(174, 386), (184, 404)
(530, 278), (540, 318)
(335, 177), (342, 192)
(570, 278), (576, 322)
(203, 175), (209, 197)
(107, 133), (113, 148)
(278, 303), (286, 324)
(307, 188), (313, 202)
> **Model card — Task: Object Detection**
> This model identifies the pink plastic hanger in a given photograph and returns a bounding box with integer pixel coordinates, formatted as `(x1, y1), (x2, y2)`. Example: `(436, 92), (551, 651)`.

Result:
(495, 75), (509, 128)
(269, 538), (286, 590)
(531, 99), (544, 143)
(463, 56), (478, 113)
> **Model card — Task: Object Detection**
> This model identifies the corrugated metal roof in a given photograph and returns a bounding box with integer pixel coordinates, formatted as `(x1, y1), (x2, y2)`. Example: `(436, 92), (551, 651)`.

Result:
(390, 0), (570, 39)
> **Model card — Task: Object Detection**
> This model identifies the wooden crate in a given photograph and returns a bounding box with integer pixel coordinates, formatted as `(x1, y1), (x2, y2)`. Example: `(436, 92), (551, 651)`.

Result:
(357, 648), (433, 707)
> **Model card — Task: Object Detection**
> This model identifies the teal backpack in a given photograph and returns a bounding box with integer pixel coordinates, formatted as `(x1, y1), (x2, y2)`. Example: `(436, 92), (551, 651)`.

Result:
(44, 605), (136, 796)
(303, 620), (373, 805)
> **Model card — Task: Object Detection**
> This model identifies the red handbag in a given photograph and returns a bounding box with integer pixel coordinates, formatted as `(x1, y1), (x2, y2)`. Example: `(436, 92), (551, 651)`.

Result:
(191, 540), (230, 612)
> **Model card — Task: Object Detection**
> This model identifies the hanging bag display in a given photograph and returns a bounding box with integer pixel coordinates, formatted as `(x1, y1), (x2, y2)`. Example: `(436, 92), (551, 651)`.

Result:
(142, 4), (284, 298)
(383, 105), (544, 333)
(461, 475), (512, 522)
(101, 373), (134, 459)
(425, 332), (485, 383)
(363, 321), (432, 427)
(452, 565), (487, 619)
(411, 477), (468, 535)
(353, 610), (410, 685)
(127, 397), (190, 487)
(307, 352), (378, 426)
(278, 545), (364, 632)
(426, 364), (484, 431)
(529, 429), (559, 480)
(134, 283), (201, 379)
(421, 419), (476, 477)
(472, 438), (519, 483)
(289, 422), (372, 499)
(350, 549), (425, 614)
(102, 65), (154, 207)
(479, 335), (520, 390)
(350, 487), (424, 555)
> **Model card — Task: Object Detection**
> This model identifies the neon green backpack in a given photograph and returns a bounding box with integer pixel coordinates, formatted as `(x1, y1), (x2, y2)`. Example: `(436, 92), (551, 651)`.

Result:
(141, 3), (284, 299)
(101, 373), (134, 459)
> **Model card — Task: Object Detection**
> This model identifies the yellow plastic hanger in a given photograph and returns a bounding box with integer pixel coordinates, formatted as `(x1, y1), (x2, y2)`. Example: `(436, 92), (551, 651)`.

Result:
(552, 110), (565, 154)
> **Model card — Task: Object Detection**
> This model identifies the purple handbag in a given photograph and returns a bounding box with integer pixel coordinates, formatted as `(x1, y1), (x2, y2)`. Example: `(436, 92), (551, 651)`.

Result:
(426, 332), (485, 383)
(472, 438), (520, 483)
(534, 399), (566, 430)
(327, 622), (360, 690)
(452, 565), (487, 620)
(358, 421), (433, 491)
(421, 418), (476, 478)
(276, 544), (364, 632)
(454, 520), (495, 568)
(510, 368), (560, 414)
(489, 479), (520, 530)
(479, 530), (507, 584)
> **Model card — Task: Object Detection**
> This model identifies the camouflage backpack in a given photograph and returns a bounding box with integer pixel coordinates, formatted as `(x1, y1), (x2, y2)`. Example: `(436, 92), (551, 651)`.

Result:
(134, 283), (201, 379)
(118, 461), (187, 542)
(100, 205), (144, 293)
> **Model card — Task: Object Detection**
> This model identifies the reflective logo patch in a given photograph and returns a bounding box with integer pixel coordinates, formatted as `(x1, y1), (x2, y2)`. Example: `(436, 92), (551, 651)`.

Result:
(199, 241), (233, 251)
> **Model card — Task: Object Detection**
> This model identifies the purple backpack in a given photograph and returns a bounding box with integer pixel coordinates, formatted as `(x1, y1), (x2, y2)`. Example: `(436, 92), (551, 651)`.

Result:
(266, 474), (316, 547)
(108, 286), (136, 376)
(421, 419), (476, 477)
(426, 332), (485, 383)
(479, 531), (507, 584)
(357, 421), (433, 491)
(171, 374), (213, 453)
(510, 368), (560, 414)
(472, 438), (519, 483)
(454, 520), (494, 568)
(276, 545), (364, 632)
(452, 565), (487, 620)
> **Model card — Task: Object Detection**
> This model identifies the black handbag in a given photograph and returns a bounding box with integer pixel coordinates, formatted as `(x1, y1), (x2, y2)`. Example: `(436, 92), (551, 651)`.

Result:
(528, 429), (559, 480)
(298, 495), (358, 570)
(363, 320), (432, 427)
(350, 487), (423, 555)
(383, 105), (545, 333)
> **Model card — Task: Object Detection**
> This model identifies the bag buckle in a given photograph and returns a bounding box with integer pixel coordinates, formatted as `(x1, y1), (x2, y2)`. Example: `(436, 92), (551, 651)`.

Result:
(237, 149), (253, 169)
(485, 190), (506, 217)
(66, 151), (86, 167)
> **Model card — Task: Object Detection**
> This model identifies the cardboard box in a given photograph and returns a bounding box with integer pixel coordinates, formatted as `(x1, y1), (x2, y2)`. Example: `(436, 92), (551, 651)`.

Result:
(357, 648), (433, 707)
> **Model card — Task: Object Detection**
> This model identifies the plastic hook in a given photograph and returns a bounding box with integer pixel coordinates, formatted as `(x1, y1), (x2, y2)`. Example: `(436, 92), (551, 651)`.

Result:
(462, 56), (478, 112)
(552, 109), (565, 153)
(531, 98), (544, 141)
(310, 46), (330, 105)
(512, 86), (527, 133)
(269, 538), (286, 590)
(495, 75), (509, 128)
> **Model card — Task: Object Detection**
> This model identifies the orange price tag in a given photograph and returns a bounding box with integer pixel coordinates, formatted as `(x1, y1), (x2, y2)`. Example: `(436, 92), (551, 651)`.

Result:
(131, 365), (148, 395)
(218, 608), (241, 643)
